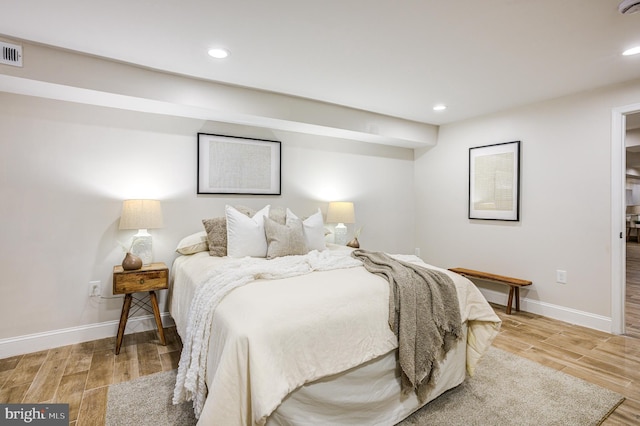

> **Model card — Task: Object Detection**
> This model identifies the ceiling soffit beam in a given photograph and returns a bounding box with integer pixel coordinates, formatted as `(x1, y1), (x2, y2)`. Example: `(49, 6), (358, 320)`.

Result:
(0, 39), (437, 149)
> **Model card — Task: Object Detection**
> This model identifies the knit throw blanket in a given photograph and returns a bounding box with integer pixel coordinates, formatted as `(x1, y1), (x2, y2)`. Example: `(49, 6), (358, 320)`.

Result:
(351, 249), (462, 401)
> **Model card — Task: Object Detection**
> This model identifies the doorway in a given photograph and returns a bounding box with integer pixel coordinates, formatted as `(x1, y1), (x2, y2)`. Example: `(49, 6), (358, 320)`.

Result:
(624, 113), (640, 337)
(612, 105), (640, 335)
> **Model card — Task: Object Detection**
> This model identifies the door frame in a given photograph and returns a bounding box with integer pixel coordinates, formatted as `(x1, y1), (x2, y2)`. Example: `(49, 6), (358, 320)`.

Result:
(611, 102), (640, 334)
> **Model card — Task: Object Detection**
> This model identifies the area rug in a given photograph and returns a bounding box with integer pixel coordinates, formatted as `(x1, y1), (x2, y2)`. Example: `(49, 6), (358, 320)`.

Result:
(105, 347), (624, 425)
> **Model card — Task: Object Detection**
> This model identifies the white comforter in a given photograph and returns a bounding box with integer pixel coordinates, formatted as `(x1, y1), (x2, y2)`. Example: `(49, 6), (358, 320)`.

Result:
(170, 247), (500, 425)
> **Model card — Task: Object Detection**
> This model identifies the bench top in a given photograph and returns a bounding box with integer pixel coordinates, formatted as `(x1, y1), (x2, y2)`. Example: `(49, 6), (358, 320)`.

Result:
(448, 267), (532, 287)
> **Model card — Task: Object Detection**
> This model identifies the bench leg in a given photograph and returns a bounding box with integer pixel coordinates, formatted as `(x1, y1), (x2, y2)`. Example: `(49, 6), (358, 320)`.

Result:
(515, 287), (521, 312)
(506, 286), (514, 315)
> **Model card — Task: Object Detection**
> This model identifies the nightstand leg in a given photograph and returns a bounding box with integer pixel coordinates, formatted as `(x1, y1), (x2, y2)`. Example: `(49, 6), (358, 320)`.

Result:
(115, 294), (133, 355)
(149, 291), (166, 346)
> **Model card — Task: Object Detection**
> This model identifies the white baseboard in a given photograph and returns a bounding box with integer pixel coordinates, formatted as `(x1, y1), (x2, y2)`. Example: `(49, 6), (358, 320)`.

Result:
(478, 288), (613, 333)
(0, 313), (176, 359)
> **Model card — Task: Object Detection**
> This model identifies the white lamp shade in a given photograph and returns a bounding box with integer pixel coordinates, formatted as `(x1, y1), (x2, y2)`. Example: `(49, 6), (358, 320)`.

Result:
(119, 199), (163, 230)
(326, 202), (356, 224)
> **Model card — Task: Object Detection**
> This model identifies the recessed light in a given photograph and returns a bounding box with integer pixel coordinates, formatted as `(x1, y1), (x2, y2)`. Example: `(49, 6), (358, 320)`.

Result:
(433, 104), (447, 111)
(623, 46), (640, 56)
(208, 48), (230, 59)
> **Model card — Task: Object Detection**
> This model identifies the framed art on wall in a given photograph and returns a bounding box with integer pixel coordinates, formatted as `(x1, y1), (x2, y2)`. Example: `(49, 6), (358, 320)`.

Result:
(197, 133), (281, 195)
(469, 140), (520, 221)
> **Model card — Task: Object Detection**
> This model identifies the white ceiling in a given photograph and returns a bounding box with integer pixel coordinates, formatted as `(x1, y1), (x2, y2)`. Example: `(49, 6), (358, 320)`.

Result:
(1, 0), (640, 125)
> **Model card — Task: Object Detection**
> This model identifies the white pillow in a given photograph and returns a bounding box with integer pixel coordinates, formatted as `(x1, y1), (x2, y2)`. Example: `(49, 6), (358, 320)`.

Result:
(226, 205), (270, 258)
(175, 231), (209, 255)
(286, 208), (326, 251)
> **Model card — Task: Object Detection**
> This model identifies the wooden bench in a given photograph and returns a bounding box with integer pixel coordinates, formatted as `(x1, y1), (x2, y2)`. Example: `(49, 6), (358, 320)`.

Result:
(448, 267), (532, 315)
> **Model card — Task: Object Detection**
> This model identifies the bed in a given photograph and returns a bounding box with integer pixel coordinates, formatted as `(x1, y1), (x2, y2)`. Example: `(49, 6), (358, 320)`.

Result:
(169, 238), (501, 425)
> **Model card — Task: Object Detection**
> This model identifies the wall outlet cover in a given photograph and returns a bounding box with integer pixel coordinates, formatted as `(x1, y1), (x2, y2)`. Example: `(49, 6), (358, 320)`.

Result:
(556, 270), (567, 284)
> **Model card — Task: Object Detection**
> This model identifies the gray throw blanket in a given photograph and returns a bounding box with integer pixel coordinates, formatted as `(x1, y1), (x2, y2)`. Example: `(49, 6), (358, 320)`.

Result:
(351, 249), (462, 401)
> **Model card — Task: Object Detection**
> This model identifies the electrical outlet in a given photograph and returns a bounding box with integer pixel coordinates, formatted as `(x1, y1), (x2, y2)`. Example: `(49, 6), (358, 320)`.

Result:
(89, 280), (101, 297)
(556, 270), (567, 284)
(414, 248), (421, 257)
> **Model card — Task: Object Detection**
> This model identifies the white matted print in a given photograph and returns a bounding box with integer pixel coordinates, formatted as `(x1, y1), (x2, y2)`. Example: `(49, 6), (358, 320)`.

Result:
(469, 141), (520, 221)
(197, 133), (281, 195)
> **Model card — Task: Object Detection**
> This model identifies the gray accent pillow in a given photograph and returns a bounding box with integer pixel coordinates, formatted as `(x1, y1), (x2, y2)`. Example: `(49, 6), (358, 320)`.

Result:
(202, 217), (227, 257)
(269, 206), (286, 225)
(264, 216), (308, 259)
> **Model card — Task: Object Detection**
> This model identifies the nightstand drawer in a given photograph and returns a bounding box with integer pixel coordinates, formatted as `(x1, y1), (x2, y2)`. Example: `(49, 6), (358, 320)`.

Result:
(113, 265), (168, 294)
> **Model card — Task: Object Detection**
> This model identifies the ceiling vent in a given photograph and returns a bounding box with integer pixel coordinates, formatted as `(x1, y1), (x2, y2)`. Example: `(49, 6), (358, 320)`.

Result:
(619, 0), (640, 14)
(0, 41), (23, 67)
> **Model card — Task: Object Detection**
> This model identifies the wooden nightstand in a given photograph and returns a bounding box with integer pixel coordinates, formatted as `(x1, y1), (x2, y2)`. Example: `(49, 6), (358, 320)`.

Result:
(113, 262), (169, 355)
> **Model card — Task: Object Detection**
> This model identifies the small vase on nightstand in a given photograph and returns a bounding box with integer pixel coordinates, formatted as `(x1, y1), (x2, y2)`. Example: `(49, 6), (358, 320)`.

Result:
(346, 237), (360, 248)
(122, 252), (142, 270)
(347, 226), (362, 248)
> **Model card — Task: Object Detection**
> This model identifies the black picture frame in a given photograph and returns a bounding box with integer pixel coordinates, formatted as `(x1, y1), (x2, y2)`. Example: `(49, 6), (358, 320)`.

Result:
(469, 141), (520, 221)
(197, 133), (281, 195)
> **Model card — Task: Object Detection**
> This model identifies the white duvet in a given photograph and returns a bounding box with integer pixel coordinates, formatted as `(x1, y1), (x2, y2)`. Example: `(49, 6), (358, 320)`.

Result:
(170, 247), (501, 425)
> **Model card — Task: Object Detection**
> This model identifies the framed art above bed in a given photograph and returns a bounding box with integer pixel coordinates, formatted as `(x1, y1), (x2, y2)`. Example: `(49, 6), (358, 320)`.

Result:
(469, 140), (520, 221)
(197, 133), (281, 195)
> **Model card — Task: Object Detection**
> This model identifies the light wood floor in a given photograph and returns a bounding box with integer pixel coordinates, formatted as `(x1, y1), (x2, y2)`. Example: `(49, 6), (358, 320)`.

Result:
(1, 256), (639, 425)
(0, 328), (183, 425)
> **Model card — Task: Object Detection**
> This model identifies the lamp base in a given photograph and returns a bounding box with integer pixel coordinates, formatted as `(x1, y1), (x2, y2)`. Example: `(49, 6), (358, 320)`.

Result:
(334, 223), (347, 245)
(131, 229), (153, 265)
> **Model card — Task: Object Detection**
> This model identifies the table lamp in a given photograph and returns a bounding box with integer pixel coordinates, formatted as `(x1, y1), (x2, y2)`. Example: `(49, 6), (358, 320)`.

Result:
(326, 201), (355, 245)
(119, 199), (163, 265)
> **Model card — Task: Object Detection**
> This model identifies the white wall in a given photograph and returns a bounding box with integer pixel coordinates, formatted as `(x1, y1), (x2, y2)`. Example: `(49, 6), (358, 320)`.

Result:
(415, 78), (640, 329)
(0, 92), (415, 356)
(4, 38), (640, 354)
